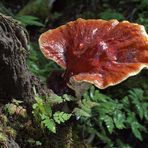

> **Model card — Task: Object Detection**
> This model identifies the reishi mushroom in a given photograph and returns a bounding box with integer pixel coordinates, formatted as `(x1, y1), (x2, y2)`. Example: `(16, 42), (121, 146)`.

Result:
(39, 18), (148, 90)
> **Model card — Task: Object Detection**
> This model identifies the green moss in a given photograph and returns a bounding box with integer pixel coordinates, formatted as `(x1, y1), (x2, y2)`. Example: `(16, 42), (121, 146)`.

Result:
(0, 132), (7, 144)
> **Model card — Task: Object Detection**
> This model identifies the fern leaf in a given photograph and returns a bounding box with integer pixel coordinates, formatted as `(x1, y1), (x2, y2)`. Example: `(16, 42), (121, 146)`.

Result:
(83, 92), (91, 100)
(127, 112), (146, 141)
(131, 122), (143, 141)
(80, 99), (99, 114)
(101, 102), (117, 114)
(100, 9), (125, 20)
(129, 88), (144, 101)
(53, 111), (71, 124)
(129, 89), (144, 119)
(113, 110), (125, 129)
(94, 90), (110, 103)
(122, 96), (130, 107)
(136, 104), (144, 119)
(44, 103), (52, 117)
(63, 94), (75, 101)
(116, 139), (132, 148)
(15, 15), (44, 27)
(48, 94), (63, 104)
(101, 115), (114, 134)
(74, 108), (91, 118)
(41, 115), (56, 133)
(131, 99), (143, 119)
(143, 103), (148, 120)
(95, 130), (113, 145)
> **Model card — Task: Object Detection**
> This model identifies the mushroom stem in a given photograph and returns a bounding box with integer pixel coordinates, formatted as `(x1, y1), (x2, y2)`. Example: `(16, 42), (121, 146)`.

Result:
(47, 70), (74, 96)
(68, 78), (91, 98)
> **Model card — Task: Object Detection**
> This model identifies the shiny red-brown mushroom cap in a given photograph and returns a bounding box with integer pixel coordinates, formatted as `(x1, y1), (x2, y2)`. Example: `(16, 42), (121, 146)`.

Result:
(39, 18), (148, 89)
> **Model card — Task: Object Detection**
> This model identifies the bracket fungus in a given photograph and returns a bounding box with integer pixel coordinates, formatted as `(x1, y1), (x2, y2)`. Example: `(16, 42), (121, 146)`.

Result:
(39, 18), (148, 90)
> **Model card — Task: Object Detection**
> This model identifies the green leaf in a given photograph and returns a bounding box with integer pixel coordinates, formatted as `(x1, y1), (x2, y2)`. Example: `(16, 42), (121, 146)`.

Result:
(15, 15), (44, 27)
(129, 88), (144, 101)
(93, 90), (111, 103)
(12, 99), (23, 105)
(95, 130), (113, 145)
(113, 110), (125, 129)
(141, 0), (148, 7)
(35, 141), (42, 146)
(44, 103), (52, 117)
(96, 101), (116, 114)
(116, 139), (132, 148)
(136, 103), (143, 119)
(122, 96), (130, 107)
(83, 91), (91, 100)
(0, 132), (7, 143)
(53, 111), (71, 124)
(131, 122), (143, 141)
(102, 115), (114, 134)
(34, 95), (46, 115)
(41, 115), (56, 133)
(63, 94), (75, 101)
(143, 103), (148, 120)
(127, 112), (136, 123)
(129, 89), (144, 119)
(47, 94), (63, 104)
(80, 99), (99, 114)
(32, 103), (38, 109)
(100, 9), (125, 20)
(127, 112), (147, 140)
(74, 108), (91, 118)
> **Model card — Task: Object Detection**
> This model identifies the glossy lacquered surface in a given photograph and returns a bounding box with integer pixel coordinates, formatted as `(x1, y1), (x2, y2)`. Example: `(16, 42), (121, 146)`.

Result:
(39, 18), (148, 89)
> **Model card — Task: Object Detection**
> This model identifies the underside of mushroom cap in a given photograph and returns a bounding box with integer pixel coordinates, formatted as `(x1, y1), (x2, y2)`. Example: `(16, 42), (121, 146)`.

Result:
(39, 18), (148, 89)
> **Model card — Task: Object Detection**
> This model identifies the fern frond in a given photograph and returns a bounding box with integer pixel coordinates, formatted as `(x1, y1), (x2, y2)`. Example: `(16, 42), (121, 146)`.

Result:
(41, 114), (56, 133)
(113, 110), (125, 129)
(101, 115), (114, 134)
(53, 111), (71, 124)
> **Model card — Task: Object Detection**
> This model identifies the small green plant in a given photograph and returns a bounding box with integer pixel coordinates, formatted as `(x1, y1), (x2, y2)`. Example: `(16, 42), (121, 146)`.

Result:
(15, 15), (44, 27)
(0, 1), (44, 27)
(32, 88), (72, 133)
(0, 113), (17, 146)
(53, 111), (71, 124)
(74, 86), (148, 147)
(0, 132), (7, 145)
(99, 9), (125, 20)
(27, 138), (42, 146)
(4, 99), (27, 118)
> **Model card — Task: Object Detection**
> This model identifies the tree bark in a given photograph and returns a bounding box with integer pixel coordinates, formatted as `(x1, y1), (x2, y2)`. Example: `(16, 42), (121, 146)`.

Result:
(0, 14), (49, 103)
